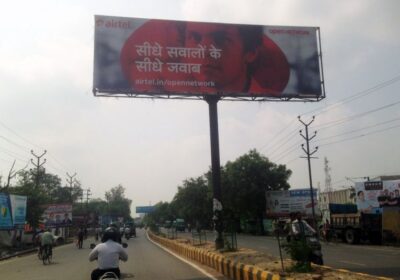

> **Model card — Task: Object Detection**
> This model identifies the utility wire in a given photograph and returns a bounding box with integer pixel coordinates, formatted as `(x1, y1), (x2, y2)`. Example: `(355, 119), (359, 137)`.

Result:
(315, 99), (400, 130)
(267, 129), (300, 157)
(301, 74), (400, 117)
(260, 74), (400, 158)
(319, 123), (400, 147)
(273, 140), (303, 162)
(316, 116), (400, 142)
(259, 119), (297, 151)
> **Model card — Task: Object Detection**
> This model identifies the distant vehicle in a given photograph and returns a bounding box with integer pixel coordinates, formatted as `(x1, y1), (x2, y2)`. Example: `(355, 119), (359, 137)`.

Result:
(327, 203), (382, 244)
(173, 219), (186, 232)
(123, 222), (136, 238)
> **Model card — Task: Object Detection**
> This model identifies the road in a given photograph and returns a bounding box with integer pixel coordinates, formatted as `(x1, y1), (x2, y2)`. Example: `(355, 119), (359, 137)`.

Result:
(0, 229), (225, 280)
(170, 230), (400, 280)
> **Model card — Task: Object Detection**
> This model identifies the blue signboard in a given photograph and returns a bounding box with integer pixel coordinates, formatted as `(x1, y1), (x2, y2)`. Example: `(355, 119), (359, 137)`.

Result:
(9, 195), (27, 225)
(0, 193), (13, 229)
(136, 206), (154, 214)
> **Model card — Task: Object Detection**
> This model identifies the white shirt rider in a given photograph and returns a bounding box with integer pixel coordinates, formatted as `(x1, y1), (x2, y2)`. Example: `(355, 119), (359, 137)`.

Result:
(89, 239), (128, 269)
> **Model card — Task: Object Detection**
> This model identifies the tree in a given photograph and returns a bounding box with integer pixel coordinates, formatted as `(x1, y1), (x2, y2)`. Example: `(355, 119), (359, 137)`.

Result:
(144, 201), (174, 226)
(170, 176), (213, 228)
(10, 169), (60, 228)
(105, 184), (132, 220)
(220, 149), (292, 234)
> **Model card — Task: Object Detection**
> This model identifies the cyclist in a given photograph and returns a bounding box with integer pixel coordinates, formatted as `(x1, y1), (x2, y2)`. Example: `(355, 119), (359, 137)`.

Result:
(41, 229), (55, 258)
(89, 227), (128, 280)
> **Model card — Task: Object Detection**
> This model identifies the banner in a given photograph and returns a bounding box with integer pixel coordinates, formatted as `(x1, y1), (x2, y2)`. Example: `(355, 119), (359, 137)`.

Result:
(93, 15), (323, 99)
(42, 204), (72, 227)
(9, 195), (27, 225)
(355, 180), (400, 214)
(136, 206), (155, 214)
(266, 188), (319, 217)
(0, 193), (13, 229)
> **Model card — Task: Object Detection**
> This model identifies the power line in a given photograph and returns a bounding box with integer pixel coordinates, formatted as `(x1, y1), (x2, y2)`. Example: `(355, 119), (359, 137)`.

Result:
(315, 99), (400, 130)
(0, 120), (42, 150)
(259, 119), (297, 151)
(273, 139), (303, 162)
(316, 116), (400, 142)
(259, 74), (400, 158)
(0, 134), (30, 151)
(0, 120), (71, 173)
(267, 129), (301, 157)
(319, 123), (400, 147)
(301, 74), (400, 117)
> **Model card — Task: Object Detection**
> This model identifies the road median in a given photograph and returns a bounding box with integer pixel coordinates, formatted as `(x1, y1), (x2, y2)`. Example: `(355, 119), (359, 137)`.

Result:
(148, 231), (393, 280)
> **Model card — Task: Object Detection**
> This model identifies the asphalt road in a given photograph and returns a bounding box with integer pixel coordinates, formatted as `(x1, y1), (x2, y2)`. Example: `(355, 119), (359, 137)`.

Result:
(0, 229), (223, 280)
(171, 230), (400, 280)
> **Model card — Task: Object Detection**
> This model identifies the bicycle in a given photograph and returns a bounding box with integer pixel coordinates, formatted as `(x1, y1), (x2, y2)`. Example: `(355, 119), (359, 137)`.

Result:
(41, 244), (52, 265)
(37, 246), (43, 260)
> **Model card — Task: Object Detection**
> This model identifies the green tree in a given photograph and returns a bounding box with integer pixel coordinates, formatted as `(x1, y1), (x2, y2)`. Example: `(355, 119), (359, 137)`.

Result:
(10, 169), (62, 227)
(105, 184), (132, 220)
(144, 201), (174, 226)
(170, 176), (213, 229)
(220, 149), (292, 234)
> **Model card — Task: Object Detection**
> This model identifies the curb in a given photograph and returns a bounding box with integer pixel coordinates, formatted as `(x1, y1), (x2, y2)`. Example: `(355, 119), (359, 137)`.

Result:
(0, 239), (75, 262)
(148, 231), (291, 280)
(148, 231), (394, 280)
(0, 248), (38, 261)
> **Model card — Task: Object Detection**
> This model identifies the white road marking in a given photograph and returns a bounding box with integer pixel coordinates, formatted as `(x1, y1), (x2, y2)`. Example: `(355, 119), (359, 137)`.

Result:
(146, 231), (219, 280)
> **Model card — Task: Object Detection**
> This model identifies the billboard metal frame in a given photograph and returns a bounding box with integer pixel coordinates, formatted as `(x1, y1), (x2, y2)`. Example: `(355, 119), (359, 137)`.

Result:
(93, 22), (326, 102)
(92, 18), (326, 249)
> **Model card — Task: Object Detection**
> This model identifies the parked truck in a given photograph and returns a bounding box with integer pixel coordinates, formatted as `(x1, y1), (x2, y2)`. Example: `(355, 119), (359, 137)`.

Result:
(328, 203), (382, 244)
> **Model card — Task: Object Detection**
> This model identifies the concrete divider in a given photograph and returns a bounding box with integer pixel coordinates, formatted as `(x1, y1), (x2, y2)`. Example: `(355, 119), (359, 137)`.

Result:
(148, 231), (291, 280)
(148, 231), (394, 280)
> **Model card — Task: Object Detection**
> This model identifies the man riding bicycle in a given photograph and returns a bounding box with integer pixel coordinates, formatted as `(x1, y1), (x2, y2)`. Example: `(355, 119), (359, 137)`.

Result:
(41, 229), (55, 258)
(89, 227), (128, 280)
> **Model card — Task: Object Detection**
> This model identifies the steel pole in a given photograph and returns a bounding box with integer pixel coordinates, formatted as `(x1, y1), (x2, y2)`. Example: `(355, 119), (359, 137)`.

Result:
(205, 95), (224, 249)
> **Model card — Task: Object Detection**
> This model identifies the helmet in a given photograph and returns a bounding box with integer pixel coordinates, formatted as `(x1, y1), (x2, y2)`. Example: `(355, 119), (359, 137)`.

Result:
(102, 227), (118, 242)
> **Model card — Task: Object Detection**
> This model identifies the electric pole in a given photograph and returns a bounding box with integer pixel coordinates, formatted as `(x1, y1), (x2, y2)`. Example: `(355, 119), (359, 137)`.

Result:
(66, 172), (77, 202)
(82, 188), (91, 227)
(31, 150), (47, 189)
(298, 116), (319, 232)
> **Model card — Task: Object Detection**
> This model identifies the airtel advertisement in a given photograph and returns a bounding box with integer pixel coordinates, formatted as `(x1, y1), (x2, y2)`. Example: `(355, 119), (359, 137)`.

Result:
(93, 15), (324, 99)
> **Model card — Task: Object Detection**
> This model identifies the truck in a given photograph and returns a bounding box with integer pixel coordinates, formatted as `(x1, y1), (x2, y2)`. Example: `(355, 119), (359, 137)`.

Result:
(328, 203), (382, 244)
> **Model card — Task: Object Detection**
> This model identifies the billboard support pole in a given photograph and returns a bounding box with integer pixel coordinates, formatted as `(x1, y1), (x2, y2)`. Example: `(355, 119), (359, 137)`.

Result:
(205, 95), (224, 250)
(298, 116), (319, 237)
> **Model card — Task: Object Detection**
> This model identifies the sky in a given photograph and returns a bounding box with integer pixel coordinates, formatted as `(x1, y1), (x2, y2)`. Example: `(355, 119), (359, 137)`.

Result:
(0, 0), (399, 215)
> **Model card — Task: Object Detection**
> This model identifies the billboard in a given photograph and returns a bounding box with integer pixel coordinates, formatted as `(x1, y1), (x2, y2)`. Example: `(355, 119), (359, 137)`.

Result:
(0, 193), (13, 229)
(42, 204), (73, 227)
(355, 180), (400, 214)
(266, 188), (319, 217)
(136, 206), (155, 214)
(93, 15), (324, 100)
(9, 195), (27, 225)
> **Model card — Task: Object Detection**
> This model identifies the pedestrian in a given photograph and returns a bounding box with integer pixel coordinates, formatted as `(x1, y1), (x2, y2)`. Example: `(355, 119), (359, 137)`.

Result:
(77, 228), (84, 249)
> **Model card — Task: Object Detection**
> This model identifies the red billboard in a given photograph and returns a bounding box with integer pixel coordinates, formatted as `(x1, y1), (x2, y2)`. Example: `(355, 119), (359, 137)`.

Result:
(93, 15), (324, 100)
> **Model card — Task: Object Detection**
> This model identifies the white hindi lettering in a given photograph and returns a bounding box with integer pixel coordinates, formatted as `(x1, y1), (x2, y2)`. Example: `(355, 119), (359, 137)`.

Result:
(166, 45), (206, 59)
(135, 42), (162, 57)
(167, 63), (201, 73)
(135, 58), (163, 72)
(209, 44), (222, 59)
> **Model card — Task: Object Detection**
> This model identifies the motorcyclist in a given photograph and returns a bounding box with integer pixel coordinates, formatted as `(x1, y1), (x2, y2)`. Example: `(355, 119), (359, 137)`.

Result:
(124, 227), (131, 239)
(89, 227), (128, 280)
